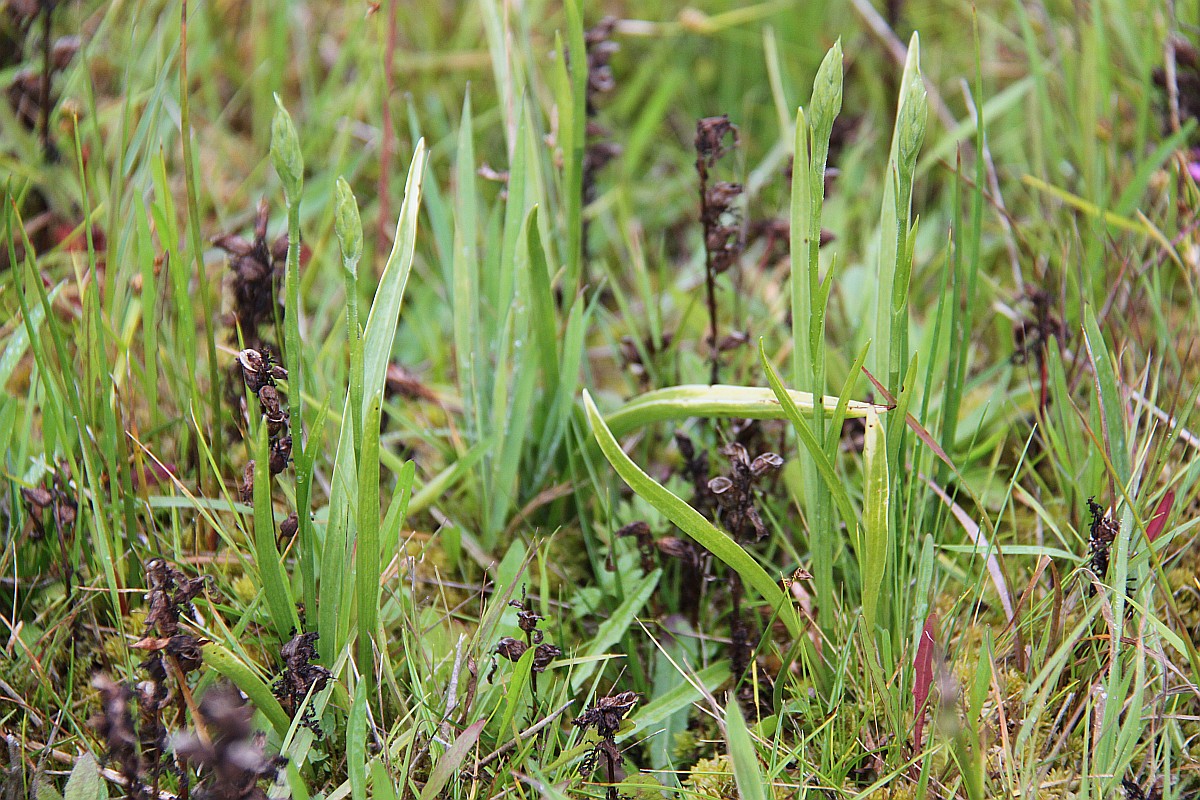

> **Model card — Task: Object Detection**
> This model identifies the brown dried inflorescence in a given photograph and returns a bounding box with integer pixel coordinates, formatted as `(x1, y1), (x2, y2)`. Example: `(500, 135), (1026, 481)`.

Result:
(699, 179), (744, 276)
(384, 362), (440, 403)
(173, 682), (287, 800)
(1011, 285), (1066, 367)
(1121, 776), (1162, 800)
(135, 558), (210, 769)
(237, 347), (288, 395)
(618, 331), (674, 386)
(694, 115), (743, 383)
(745, 218), (834, 271)
(143, 559), (209, 639)
(20, 467), (76, 542)
(90, 669), (174, 800)
(5, 23), (79, 161)
(574, 691), (638, 800)
(674, 432), (715, 517)
(91, 675), (142, 797)
(87, 564), (211, 797)
(488, 591), (561, 696)
(1087, 498), (1118, 592)
(235, 346), (293, 502)
(708, 442), (784, 544)
(704, 442), (783, 700)
(272, 631), (332, 736)
(279, 512), (299, 543)
(695, 115), (738, 168)
(615, 520), (655, 574)
(1153, 36), (1200, 129)
(575, 690), (637, 739)
(579, 16), (622, 268)
(655, 535), (702, 571)
(214, 199), (289, 346)
(491, 637), (562, 674)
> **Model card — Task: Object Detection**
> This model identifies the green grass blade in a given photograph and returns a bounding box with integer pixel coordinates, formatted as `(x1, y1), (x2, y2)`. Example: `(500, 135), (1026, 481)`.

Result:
(1082, 306), (1131, 488)
(526, 205), (559, 389)
(725, 698), (768, 800)
(453, 92), (482, 440)
(561, 0), (586, 289)
(347, 681), (367, 800)
(570, 569), (662, 692)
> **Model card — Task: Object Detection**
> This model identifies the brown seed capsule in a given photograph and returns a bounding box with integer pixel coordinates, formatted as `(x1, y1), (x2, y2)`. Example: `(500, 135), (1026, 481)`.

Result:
(656, 536), (702, 569)
(750, 452), (784, 477)
(573, 690), (638, 737)
(494, 637), (529, 662)
(532, 643), (561, 673)
(239, 461), (256, 503)
(237, 348), (271, 394)
(269, 435), (292, 475)
(280, 512), (299, 540)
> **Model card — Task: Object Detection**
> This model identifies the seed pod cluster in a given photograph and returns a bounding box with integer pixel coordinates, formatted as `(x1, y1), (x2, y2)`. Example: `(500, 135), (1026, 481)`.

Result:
(236, 347), (292, 501)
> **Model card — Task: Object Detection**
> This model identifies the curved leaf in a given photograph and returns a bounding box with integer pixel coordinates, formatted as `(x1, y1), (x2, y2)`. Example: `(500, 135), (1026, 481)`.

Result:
(604, 383), (882, 438)
(584, 391), (801, 640)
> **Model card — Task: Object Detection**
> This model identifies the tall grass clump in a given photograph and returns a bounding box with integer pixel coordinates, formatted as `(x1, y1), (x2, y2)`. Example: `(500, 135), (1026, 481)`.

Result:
(3, 2), (1200, 799)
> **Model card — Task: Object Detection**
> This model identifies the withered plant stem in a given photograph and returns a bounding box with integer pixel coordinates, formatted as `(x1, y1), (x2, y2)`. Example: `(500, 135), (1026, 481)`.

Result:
(39, 1), (52, 160)
(698, 159), (720, 385)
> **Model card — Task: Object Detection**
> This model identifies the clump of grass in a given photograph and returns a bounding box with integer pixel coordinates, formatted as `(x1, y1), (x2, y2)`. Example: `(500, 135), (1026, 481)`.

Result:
(3, 2), (1200, 799)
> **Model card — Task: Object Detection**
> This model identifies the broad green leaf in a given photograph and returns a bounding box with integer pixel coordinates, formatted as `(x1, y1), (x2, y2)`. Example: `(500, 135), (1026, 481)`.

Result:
(36, 781), (65, 800)
(494, 643), (537, 739)
(860, 407), (889, 635)
(202, 642), (292, 737)
(420, 720), (487, 800)
(356, 392), (383, 689)
(621, 662), (731, 743)
(348, 682), (368, 800)
(371, 761), (397, 800)
(63, 754), (106, 800)
(604, 383), (879, 438)
(584, 391), (802, 640)
(526, 206), (559, 388)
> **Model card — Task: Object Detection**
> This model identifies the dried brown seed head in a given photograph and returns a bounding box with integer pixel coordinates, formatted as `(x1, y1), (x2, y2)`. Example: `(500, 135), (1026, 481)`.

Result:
(21, 486), (54, 508)
(708, 475), (734, 495)
(616, 521), (652, 543)
(532, 643), (562, 673)
(574, 690), (639, 738)
(268, 435), (292, 475)
(750, 452), (784, 477)
(280, 513), (299, 540)
(494, 637), (529, 662)
(695, 115), (738, 167)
